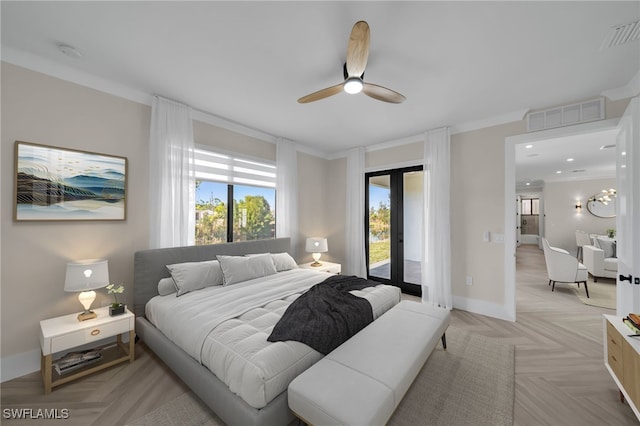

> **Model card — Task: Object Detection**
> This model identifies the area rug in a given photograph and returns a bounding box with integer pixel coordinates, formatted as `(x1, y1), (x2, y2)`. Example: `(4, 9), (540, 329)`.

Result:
(126, 327), (514, 426)
(571, 280), (616, 309)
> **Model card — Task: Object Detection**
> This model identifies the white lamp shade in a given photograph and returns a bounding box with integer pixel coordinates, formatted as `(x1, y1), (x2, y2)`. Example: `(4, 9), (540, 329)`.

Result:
(64, 259), (109, 292)
(306, 238), (328, 253)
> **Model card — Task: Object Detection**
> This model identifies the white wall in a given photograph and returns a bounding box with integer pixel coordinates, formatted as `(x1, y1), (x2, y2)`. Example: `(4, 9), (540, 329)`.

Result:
(543, 178), (617, 253)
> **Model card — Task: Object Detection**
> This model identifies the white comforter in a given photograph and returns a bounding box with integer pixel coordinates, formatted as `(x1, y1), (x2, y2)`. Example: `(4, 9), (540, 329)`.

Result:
(146, 268), (401, 408)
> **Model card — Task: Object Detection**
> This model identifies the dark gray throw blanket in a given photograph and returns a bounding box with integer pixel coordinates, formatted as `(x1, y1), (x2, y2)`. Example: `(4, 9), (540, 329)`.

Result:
(267, 274), (375, 355)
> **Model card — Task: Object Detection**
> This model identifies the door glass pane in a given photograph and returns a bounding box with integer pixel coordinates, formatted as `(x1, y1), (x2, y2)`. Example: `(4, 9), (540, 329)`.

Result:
(403, 171), (423, 285)
(368, 175), (390, 279)
(233, 184), (276, 241)
(195, 181), (228, 245)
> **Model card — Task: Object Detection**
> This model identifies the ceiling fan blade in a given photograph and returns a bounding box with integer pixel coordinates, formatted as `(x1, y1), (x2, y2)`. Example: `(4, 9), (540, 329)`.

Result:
(346, 21), (370, 77)
(363, 82), (406, 104)
(297, 83), (344, 103)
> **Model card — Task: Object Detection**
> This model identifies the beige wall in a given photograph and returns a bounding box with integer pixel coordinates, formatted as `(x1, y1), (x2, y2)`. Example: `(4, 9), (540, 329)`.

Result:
(1, 63), (151, 359)
(543, 178), (617, 251)
(324, 157), (347, 265)
(296, 152), (331, 262)
(0, 63), (329, 369)
(450, 121), (526, 305)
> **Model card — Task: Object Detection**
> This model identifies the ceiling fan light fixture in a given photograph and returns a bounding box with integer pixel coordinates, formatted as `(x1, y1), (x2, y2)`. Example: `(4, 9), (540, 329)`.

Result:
(344, 77), (363, 94)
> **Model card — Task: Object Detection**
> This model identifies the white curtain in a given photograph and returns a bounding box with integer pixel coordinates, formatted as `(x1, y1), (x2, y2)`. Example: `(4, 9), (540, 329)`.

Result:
(149, 96), (195, 248)
(422, 127), (452, 308)
(345, 147), (367, 277)
(276, 138), (298, 257)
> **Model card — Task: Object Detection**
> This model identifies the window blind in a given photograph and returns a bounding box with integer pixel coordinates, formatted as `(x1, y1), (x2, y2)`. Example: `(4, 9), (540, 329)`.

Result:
(194, 148), (276, 188)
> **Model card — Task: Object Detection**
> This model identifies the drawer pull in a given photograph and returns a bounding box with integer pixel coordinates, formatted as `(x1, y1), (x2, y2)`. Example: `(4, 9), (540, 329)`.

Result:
(90, 329), (101, 336)
(611, 355), (618, 362)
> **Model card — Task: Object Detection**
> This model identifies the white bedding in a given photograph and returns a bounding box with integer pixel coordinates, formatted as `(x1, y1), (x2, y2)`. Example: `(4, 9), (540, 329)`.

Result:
(146, 268), (401, 408)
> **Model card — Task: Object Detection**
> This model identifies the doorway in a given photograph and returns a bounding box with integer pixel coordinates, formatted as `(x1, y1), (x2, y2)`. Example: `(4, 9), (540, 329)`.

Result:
(505, 118), (623, 320)
(365, 165), (423, 296)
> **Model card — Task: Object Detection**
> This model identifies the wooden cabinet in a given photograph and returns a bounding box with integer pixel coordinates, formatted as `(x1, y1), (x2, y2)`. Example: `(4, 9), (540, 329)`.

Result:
(604, 315), (640, 420)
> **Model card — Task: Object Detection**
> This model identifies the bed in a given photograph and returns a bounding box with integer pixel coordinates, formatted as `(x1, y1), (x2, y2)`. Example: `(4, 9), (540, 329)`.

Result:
(134, 238), (400, 426)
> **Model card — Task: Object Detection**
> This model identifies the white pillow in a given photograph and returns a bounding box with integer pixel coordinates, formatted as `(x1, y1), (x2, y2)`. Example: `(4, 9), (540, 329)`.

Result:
(157, 277), (177, 296)
(596, 237), (615, 259)
(217, 253), (278, 286)
(166, 260), (224, 296)
(271, 252), (298, 272)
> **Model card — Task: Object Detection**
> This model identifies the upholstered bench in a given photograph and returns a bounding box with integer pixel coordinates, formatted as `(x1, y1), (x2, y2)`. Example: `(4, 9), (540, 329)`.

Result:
(288, 300), (450, 426)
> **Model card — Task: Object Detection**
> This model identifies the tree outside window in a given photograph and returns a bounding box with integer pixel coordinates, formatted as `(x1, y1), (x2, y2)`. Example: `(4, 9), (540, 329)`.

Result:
(195, 180), (275, 245)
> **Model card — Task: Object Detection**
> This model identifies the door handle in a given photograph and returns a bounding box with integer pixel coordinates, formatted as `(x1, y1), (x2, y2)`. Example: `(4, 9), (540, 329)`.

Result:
(620, 274), (632, 283)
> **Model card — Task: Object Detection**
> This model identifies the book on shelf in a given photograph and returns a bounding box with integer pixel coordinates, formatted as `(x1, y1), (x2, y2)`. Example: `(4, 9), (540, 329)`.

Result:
(624, 314), (640, 334)
(53, 348), (103, 375)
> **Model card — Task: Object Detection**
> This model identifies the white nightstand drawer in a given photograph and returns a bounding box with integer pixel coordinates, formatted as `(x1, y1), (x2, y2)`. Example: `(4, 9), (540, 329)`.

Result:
(50, 317), (130, 353)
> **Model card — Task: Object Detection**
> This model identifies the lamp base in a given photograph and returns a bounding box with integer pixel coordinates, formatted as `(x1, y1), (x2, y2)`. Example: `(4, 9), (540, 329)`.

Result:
(77, 310), (97, 322)
(310, 261), (323, 267)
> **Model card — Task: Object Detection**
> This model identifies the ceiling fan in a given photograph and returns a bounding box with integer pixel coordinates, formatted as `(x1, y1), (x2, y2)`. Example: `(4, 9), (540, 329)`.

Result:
(298, 21), (406, 104)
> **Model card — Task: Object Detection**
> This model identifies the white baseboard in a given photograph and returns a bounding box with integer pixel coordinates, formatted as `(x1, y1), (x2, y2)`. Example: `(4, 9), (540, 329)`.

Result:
(453, 295), (515, 322)
(1, 349), (41, 383)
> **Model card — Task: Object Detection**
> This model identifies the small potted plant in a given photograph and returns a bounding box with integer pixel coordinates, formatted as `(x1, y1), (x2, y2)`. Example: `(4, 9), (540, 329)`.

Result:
(106, 283), (125, 316)
(606, 228), (616, 238)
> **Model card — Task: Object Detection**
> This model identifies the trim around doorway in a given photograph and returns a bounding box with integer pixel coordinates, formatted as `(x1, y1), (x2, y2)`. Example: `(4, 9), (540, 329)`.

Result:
(504, 118), (621, 322)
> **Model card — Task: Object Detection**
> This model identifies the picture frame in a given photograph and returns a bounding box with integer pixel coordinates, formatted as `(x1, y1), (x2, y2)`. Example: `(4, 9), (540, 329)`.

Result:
(14, 141), (127, 221)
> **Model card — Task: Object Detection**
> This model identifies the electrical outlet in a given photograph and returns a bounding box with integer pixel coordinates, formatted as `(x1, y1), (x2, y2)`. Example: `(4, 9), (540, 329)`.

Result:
(466, 276), (473, 286)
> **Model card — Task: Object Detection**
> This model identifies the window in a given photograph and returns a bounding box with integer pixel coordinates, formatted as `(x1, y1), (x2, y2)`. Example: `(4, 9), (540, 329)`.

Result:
(194, 148), (276, 245)
(521, 198), (539, 216)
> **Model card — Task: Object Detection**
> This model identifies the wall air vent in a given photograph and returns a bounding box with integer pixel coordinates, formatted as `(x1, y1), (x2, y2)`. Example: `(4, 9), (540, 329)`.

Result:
(526, 98), (605, 133)
(602, 20), (640, 49)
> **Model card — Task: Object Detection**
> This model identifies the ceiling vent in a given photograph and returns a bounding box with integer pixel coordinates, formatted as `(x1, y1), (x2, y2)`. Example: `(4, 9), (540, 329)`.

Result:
(602, 20), (640, 49)
(526, 98), (605, 132)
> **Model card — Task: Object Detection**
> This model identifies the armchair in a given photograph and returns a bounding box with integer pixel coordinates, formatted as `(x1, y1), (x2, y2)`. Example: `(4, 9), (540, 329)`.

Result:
(582, 244), (617, 281)
(542, 238), (589, 298)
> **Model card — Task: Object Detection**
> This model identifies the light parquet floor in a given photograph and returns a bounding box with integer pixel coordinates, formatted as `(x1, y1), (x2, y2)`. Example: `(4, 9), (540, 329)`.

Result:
(1, 244), (638, 425)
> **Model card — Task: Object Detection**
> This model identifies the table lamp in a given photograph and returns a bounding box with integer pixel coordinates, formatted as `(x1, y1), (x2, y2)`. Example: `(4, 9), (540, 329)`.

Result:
(64, 259), (109, 321)
(306, 237), (328, 267)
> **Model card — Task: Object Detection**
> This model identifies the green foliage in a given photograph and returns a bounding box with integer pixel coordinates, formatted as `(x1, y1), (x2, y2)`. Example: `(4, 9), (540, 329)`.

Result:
(195, 195), (227, 245)
(234, 195), (274, 241)
(195, 192), (274, 245)
(369, 240), (390, 265)
(369, 201), (390, 240)
(368, 200), (391, 265)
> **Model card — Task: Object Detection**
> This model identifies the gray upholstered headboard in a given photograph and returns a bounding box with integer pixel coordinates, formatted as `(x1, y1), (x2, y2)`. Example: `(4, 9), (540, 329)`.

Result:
(133, 238), (291, 317)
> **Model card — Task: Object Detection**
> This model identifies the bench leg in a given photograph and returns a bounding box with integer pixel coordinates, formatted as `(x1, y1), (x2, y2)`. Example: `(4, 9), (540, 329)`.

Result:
(441, 333), (447, 350)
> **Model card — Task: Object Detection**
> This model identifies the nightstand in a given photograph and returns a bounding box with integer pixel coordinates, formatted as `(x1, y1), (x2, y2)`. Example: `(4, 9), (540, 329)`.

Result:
(39, 306), (135, 394)
(299, 261), (341, 274)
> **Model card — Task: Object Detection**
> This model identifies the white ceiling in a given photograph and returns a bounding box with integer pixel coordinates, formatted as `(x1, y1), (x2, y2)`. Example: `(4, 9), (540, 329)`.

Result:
(515, 128), (618, 191)
(1, 1), (638, 184)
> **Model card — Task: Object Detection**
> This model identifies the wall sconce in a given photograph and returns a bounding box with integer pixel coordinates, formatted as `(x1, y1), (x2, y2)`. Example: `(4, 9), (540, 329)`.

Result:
(575, 200), (582, 211)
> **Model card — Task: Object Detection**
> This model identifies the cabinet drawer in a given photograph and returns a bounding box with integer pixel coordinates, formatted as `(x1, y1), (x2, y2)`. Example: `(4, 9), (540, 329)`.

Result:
(51, 318), (130, 353)
(623, 339), (640, 409)
(607, 321), (624, 380)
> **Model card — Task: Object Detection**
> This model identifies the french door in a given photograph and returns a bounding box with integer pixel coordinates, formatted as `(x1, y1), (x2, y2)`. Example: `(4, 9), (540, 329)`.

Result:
(365, 166), (423, 296)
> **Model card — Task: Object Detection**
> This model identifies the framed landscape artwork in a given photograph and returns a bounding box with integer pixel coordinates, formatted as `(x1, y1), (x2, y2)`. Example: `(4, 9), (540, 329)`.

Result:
(14, 141), (127, 221)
